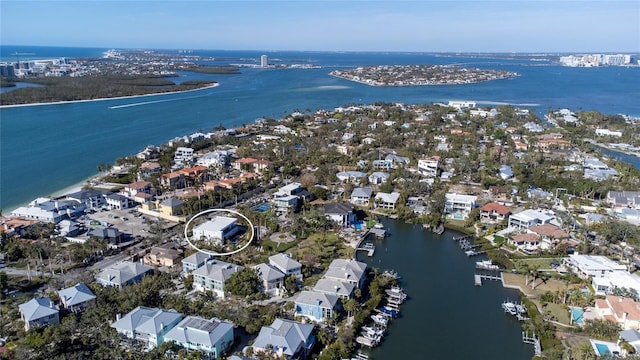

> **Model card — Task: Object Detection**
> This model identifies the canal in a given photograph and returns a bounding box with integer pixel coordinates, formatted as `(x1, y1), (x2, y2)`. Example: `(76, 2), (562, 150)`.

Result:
(356, 218), (535, 359)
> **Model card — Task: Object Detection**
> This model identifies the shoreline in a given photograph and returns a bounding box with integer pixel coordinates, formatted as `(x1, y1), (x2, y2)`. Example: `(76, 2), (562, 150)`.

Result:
(0, 82), (219, 109)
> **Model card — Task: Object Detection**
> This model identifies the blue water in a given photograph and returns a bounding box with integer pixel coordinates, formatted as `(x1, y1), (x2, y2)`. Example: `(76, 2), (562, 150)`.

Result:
(1, 46), (639, 211)
(595, 342), (610, 356)
(570, 307), (584, 325)
(253, 203), (271, 212)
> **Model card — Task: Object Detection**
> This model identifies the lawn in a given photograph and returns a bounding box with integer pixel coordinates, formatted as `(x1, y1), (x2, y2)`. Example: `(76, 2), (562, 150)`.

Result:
(513, 257), (562, 272)
(543, 302), (571, 324)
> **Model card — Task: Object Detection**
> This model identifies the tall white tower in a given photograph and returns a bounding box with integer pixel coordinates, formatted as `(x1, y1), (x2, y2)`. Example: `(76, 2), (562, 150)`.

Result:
(260, 55), (268, 68)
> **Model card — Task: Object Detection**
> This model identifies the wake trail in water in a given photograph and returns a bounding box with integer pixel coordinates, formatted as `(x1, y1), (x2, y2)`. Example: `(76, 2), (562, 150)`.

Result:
(108, 93), (210, 109)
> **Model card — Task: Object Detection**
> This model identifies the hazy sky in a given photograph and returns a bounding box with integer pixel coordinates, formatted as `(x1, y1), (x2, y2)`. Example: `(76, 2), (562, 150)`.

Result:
(1, 1), (639, 52)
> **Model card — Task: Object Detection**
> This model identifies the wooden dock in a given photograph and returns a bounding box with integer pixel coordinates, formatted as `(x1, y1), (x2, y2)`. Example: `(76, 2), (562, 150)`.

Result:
(474, 272), (502, 286)
(453, 234), (474, 242)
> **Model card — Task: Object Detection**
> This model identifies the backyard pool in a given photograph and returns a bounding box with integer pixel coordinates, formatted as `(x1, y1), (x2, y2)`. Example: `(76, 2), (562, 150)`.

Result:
(253, 203), (271, 212)
(570, 307), (584, 325)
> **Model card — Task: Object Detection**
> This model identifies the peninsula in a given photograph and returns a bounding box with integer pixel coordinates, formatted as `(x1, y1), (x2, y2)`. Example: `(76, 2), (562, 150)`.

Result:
(329, 64), (518, 86)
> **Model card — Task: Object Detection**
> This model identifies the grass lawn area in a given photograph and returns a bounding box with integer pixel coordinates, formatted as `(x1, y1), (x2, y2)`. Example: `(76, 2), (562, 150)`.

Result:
(513, 257), (562, 272)
(444, 219), (474, 234)
(261, 238), (299, 253)
(543, 302), (571, 324)
(503, 272), (568, 298)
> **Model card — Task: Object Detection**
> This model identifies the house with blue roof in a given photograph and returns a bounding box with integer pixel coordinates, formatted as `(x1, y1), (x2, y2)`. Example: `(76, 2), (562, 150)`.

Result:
(58, 283), (96, 314)
(18, 297), (60, 331)
(252, 318), (315, 359)
(182, 251), (213, 273)
(163, 316), (234, 359)
(192, 260), (243, 298)
(294, 290), (339, 323)
(111, 306), (182, 349)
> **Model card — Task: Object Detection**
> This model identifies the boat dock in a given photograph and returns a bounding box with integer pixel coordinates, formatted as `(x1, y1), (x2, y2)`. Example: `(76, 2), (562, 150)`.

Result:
(356, 242), (376, 256)
(522, 332), (542, 356)
(474, 272), (502, 286)
(370, 228), (386, 238)
(453, 234), (474, 242)
(465, 250), (486, 257)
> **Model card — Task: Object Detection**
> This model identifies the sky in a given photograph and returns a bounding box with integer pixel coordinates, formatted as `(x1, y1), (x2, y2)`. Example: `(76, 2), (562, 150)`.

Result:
(1, 1), (639, 53)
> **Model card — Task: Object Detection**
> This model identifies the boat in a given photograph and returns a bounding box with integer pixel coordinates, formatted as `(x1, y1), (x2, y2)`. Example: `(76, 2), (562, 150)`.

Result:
(501, 301), (517, 316)
(362, 326), (385, 338)
(385, 286), (408, 302)
(476, 259), (500, 271)
(374, 222), (385, 229)
(381, 269), (401, 279)
(378, 306), (399, 318)
(371, 313), (389, 326)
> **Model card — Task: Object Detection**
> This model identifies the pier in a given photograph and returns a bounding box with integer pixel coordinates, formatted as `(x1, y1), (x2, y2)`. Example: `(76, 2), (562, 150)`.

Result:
(522, 332), (542, 356)
(474, 272), (502, 286)
(453, 234), (474, 242)
(465, 250), (486, 257)
(356, 242), (376, 257)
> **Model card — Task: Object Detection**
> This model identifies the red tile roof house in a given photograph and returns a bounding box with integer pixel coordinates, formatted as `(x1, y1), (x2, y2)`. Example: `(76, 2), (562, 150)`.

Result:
(479, 202), (511, 224)
(508, 233), (541, 253)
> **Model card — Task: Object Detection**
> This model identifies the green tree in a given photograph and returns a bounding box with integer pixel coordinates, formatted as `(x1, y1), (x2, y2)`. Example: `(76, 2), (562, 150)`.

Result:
(226, 268), (259, 297)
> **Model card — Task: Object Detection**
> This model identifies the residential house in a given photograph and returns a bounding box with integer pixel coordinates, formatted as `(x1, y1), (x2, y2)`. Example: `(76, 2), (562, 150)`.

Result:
(0, 216), (39, 237)
(499, 165), (514, 180)
(507, 233), (541, 252)
(196, 150), (230, 168)
(192, 260), (243, 298)
(372, 160), (393, 171)
(595, 296), (640, 330)
(620, 330), (640, 355)
(368, 172), (390, 185)
(607, 191), (640, 209)
(159, 197), (185, 216)
(163, 316), (234, 359)
(192, 216), (242, 245)
(324, 202), (356, 227)
(106, 193), (131, 210)
(182, 251), (213, 273)
(233, 158), (272, 174)
(444, 193), (477, 220)
(565, 254), (627, 279)
(417, 156), (440, 177)
(174, 147), (194, 166)
(272, 182), (303, 213)
(295, 290), (339, 323)
(161, 171), (186, 190)
(95, 261), (153, 288)
(385, 154), (409, 167)
(374, 192), (401, 209)
(252, 319), (315, 359)
(528, 224), (569, 248)
(57, 219), (83, 237)
(58, 283), (96, 314)
(480, 202), (511, 224)
(323, 259), (367, 289)
(18, 297), (60, 331)
(111, 306), (182, 349)
(269, 253), (303, 282)
(313, 278), (355, 299)
(65, 189), (106, 209)
(124, 180), (156, 203)
(350, 187), (373, 206)
(335, 171), (367, 183)
(254, 263), (286, 296)
(138, 161), (162, 180)
(88, 227), (123, 245)
(508, 209), (555, 230)
(143, 243), (183, 267)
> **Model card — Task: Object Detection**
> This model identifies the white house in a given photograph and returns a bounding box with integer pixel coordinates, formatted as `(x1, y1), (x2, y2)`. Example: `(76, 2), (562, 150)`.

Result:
(417, 157), (440, 177)
(508, 209), (555, 230)
(444, 193), (477, 220)
(269, 253), (303, 282)
(192, 216), (242, 245)
(58, 283), (96, 314)
(254, 263), (286, 296)
(95, 261), (153, 288)
(19, 297), (60, 331)
(111, 306), (182, 349)
(163, 316), (234, 359)
(192, 260), (243, 298)
(174, 147), (194, 166)
(374, 192), (401, 209)
(252, 319), (314, 359)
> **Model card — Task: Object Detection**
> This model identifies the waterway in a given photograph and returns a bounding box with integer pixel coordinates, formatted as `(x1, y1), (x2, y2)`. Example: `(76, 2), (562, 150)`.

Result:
(356, 220), (534, 359)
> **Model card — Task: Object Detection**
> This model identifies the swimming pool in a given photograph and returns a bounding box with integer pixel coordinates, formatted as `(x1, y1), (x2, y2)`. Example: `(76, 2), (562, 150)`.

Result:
(570, 307), (584, 325)
(595, 342), (610, 356)
(253, 203), (271, 212)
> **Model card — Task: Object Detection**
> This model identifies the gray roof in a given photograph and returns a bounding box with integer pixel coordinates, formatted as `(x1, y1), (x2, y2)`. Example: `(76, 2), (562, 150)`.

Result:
(324, 202), (354, 215)
(58, 283), (96, 307)
(164, 316), (233, 348)
(192, 260), (242, 282)
(96, 261), (153, 286)
(295, 290), (339, 309)
(161, 197), (184, 207)
(254, 263), (285, 282)
(18, 297), (58, 321)
(351, 187), (373, 198)
(269, 253), (302, 272)
(182, 251), (212, 266)
(313, 278), (355, 297)
(111, 306), (182, 336)
(66, 189), (104, 201)
(324, 259), (367, 284)
(106, 193), (128, 201)
(252, 318), (314, 356)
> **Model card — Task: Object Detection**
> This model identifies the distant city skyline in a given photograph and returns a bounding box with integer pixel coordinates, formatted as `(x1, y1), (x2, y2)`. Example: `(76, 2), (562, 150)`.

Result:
(1, 1), (638, 53)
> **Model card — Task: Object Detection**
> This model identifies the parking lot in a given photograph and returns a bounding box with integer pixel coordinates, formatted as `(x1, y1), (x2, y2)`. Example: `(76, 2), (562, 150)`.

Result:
(83, 207), (150, 238)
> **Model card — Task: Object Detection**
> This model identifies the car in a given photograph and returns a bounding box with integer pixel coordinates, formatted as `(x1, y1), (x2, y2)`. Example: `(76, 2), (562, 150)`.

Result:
(122, 217), (128, 221)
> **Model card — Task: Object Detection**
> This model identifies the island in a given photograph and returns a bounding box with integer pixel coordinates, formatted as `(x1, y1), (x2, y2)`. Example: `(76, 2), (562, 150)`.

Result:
(329, 64), (518, 86)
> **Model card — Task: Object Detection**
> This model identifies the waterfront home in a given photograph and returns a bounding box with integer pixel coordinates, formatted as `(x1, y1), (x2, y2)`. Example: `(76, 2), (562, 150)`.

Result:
(143, 243), (183, 268)
(374, 192), (400, 209)
(350, 187), (373, 206)
(0, 216), (39, 237)
(479, 202), (511, 224)
(182, 251), (213, 273)
(269, 253), (303, 282)
(324, 259), (367, 289)
(58, 283), (96, 314)
(417, 156), (440, 177)
(192, 216), (242, 245)
(137, 161), (162, 180)
(444, 193), (477, 220)
(163, 316), (234, 359)
(313, 278), (355, 299)
(252, 318), (315, 359)
(192, 260), (243, 298)
(595, 295), (640, 330)
(595, 128), (623, 137)
(295, 291), (339, 323)
(65, 189), (106, 209)
(368, 171), (391, 184)
(95, 261), (153, 288)
(254, 263), (286, 296)
(324, 202), (356, 227)
(507, 233), (542, 253)
(18, 297), (60, 331)
(174, 147), (194, 166)
(528, 224), (569, 248)
(565, 254), (627, 279)
(111, 306), (182, 349)
(10, 198), (83, 224)
(508, 209), (555, 230)
(592, 270), (640, 297)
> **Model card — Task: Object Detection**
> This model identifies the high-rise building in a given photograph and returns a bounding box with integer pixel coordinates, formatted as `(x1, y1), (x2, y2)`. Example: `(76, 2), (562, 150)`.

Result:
(260, 55), (268, 68)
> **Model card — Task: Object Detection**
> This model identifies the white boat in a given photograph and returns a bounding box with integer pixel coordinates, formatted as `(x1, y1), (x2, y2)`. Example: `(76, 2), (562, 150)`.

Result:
(385, 286), (407, 302)
(502, 301), (517, 315)
(382, 269), (401, 279)
(362, 326), (385, 338)
(374, 222), (385, 229)
(476, 260), (500, 271)
(371, 313), (389, 326)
